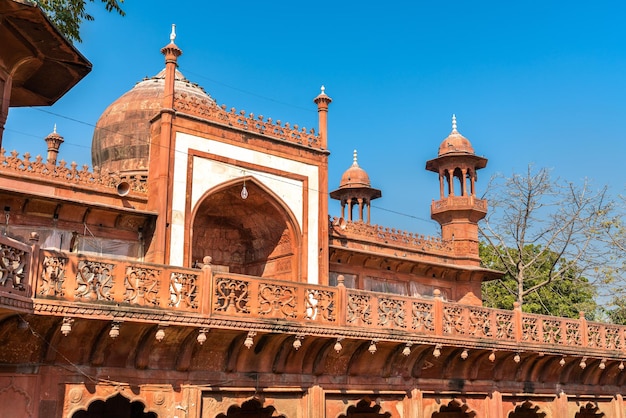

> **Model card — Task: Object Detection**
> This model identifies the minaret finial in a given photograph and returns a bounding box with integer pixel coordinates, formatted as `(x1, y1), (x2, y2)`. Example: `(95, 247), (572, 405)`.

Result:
(320, 85), (326, 95)
(169, 24), (176, 43)
(53, 123), (57, 134)
(452, 114), (457, 132)
(352, 149), (358, 166)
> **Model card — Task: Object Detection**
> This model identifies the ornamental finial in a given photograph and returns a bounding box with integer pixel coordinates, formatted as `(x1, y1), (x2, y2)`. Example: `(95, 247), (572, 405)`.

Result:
(169, 24), (176, 43)
(320, 85), (326, 95)
(352, 149), (358, 166)
(53, 123), (57, 134)
(452, 114), (457, 132)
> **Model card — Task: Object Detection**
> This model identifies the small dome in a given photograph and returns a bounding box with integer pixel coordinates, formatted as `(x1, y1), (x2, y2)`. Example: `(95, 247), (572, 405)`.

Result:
(339, 150), (371, 188)
(91, 69), (214, 175)
(438, 114), (475, 156)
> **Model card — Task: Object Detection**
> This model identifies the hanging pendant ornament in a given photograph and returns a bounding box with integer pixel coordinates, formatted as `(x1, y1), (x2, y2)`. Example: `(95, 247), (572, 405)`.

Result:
(241, 179), (248, 200)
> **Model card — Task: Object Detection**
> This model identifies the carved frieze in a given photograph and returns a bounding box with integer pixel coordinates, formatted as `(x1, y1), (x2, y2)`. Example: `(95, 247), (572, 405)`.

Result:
(75, 260), (115, 301)
(258, 283), (297, 319)
(124, 266), (160, 306)
(305, 288), (336, 322)
(378, 297), (406, 328)
(169, 272), (198, 309)
(214, 277), (250, 314)
(0, 243), (27, 290)
(347, 293), (372, 325)
(412, 302), (435, 333)
(39, 255), (67, 297)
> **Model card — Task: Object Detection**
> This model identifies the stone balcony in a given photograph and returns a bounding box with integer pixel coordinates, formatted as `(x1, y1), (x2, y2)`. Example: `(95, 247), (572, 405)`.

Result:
(1, 234), (625, 367)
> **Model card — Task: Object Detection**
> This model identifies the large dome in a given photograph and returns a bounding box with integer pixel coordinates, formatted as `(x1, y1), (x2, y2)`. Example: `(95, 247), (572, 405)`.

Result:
(91, 69), (213, 176)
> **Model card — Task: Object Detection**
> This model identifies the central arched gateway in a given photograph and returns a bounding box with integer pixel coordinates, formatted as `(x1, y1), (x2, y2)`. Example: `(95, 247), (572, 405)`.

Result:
(190, 177), (302, 281)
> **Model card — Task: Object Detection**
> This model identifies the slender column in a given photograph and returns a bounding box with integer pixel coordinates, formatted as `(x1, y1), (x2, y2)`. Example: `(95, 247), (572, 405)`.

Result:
(439, 171), (445, 198)
(357, 198), (364, 222)
(0, 71), (11, 148)
(147, 25), (182, 264)
(366, 200), (371, 224)
(461, 168), (468, 196)
(448, 170), (455, 196)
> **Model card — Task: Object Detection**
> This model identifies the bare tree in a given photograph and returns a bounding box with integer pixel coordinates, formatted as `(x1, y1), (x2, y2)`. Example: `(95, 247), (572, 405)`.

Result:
(479, 165), (612, 311)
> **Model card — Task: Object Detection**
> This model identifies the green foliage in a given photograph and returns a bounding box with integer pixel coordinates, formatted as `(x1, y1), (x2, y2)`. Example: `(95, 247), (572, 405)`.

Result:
(480, 243), (598, 319)
(37, 0), (125, 42)
(603, 296), (626, 325)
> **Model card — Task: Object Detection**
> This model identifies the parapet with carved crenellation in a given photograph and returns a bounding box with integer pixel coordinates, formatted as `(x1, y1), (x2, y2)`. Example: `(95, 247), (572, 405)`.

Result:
(330, 217), (454, 254)
(173, 92), (322, 149)
(432, 196), (488, 211)
(0, 148), (147, 193)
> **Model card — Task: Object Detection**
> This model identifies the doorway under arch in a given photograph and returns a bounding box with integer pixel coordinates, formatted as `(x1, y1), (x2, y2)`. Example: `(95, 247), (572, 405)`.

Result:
(191, 177), (302, 281)
(72, 393), (156, 418)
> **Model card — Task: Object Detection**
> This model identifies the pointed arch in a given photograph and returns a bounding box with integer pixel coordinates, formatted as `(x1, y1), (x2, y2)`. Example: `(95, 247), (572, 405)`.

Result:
(338, 398), (392, 418)
(432, 399), (476, 418)
(216, 397), (286, 418)
(71, 393), (156, 418)
(576, 403), (604, 418)
(189, 176), (303, 281)
(507, 400), (546, 418)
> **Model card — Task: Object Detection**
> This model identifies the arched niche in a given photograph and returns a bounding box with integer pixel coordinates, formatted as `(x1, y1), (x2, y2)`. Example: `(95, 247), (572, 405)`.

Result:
(338, 398), (391, 418)
(216, 398), (285, 418)
(190, 177), (302, 281)
(432, 400), (476, 418)
(72, 393), (156, 418)
(508, 401), (546, 418)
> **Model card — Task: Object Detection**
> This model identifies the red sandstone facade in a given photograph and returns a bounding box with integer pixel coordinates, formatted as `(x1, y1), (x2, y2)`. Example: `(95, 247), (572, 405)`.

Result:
(0, 3), (625, 418)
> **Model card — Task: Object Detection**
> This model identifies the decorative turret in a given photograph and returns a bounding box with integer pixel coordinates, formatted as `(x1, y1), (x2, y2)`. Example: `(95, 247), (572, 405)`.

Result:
(425, 115), (488, 264)
(44, 124), (64, 165)
(313, 85), (332, 149)
(331, 150), (381, 224)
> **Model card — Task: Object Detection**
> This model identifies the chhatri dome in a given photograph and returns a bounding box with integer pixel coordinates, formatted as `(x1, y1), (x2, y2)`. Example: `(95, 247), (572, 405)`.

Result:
(338, 149), (373, 188)
(437, 114), (475, 156)
(91, 65), (215, 176)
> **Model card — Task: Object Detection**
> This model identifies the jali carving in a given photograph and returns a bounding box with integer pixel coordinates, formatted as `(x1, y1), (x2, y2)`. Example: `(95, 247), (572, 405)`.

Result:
(214, 277), (250, 314)
(305, 288), (336, 322)
(169, 272), (198, 309)
(565, 321), (581, 346)
(412, 302), (435, 333)
(378, 297), (406, 328)
(75, 260), (114, 301)
(443, 306), (465, 335)
(604, 326), (622, 350)
(347, 293), (372, 325)
(258, 283), (297, 319)
(522, 317), (540, 342)
(542, 319), (562, 344)
(124, 266), (160, 306)
(495, 312), (515, 340)
(468, 308), (492, 337)
(39, 255), (67, 297)
(0, 243), (27, 290)
(587, 324), (601, 348)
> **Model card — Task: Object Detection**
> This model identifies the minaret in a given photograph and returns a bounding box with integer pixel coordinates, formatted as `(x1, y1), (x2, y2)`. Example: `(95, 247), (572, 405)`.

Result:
(330, 150), (381, 224)
(44, 124), (64, 165)
(425, 115), (488, 264)
(314, 86), (332, 282)
(146, 25), (182, 264)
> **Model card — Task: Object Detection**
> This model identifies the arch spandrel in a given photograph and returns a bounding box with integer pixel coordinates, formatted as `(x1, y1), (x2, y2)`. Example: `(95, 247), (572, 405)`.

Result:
(506, 400), (548, 418)
(63, 385), (166, 418)
(189, 176), (302, 281)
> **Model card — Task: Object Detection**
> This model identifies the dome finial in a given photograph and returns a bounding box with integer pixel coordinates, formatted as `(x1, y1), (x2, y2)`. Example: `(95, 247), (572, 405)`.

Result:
(352, 149), (358, 166)
(452, 114), (457, 133)
(169, 24), (176, 43)
(320, 85), (326, 95)
(53, 123), (57, 134)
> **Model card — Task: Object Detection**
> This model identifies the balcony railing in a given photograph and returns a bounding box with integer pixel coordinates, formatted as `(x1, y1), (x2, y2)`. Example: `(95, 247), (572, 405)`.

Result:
(1, 234), (624, 355)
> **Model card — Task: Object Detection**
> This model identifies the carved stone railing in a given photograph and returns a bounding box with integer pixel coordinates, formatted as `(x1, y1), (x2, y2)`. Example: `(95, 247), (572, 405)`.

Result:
(173, 93), (322, 149)
(431, 196), (488, 211)
(330, 217), (453, 254)
(0, 149), (147, 193)
(0, 238), (624, 356)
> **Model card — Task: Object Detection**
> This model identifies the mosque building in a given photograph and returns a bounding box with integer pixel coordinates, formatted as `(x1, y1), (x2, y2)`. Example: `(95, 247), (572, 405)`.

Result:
(1, 1), (625, 417)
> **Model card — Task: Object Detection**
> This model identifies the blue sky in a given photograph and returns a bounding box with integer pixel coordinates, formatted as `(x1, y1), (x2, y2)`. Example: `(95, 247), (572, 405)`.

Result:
(4, 1), (626, 237)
